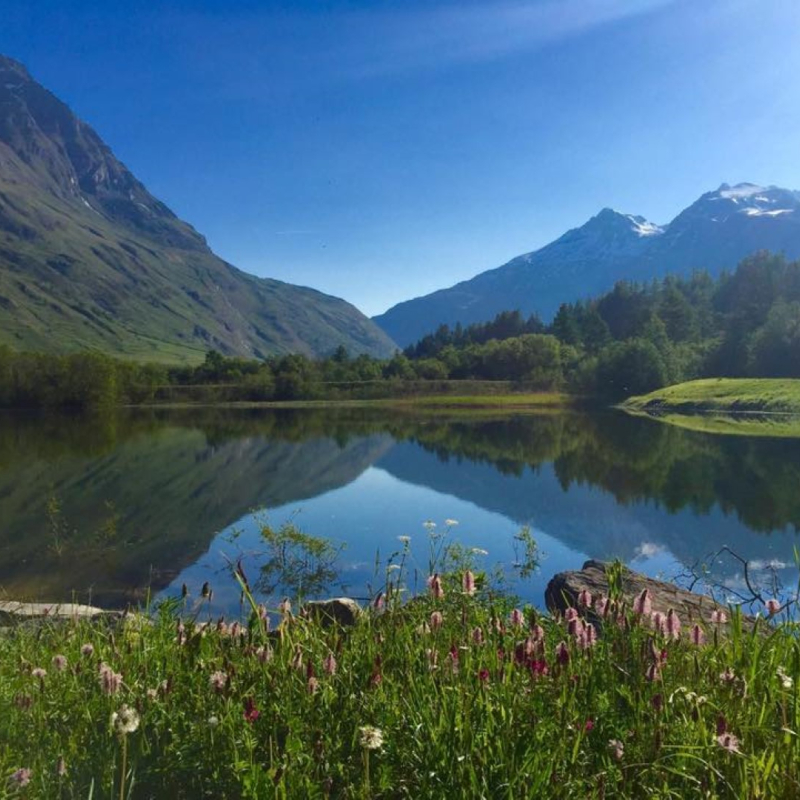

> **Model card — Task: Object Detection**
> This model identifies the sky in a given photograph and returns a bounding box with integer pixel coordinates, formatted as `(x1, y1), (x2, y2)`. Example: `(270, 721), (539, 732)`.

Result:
(3, 0), (800, 316)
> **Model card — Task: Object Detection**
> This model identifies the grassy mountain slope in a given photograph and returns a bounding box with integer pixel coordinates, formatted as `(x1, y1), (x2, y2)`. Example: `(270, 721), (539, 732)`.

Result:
(0, 55), (396, 362)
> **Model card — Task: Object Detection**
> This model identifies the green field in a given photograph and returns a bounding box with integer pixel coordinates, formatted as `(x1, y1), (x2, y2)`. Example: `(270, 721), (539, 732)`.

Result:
(623, 378), (800, 415)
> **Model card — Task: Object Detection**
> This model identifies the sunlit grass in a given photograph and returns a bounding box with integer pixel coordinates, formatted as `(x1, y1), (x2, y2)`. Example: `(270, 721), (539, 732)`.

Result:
(2, 555), (799, 798)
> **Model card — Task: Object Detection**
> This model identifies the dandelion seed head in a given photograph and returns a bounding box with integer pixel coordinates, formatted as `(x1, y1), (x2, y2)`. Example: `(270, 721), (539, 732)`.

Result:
(80, 643), (94, 657)
(111, 704), (140, 736)
(359, 725), (384, 750)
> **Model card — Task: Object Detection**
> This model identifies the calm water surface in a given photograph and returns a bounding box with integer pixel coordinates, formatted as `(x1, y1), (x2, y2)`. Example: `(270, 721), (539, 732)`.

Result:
(1, 407), (798, 615)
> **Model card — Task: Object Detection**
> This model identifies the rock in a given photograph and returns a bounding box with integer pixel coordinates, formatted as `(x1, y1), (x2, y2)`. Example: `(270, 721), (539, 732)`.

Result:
(545, 560), (755, 630)
(303, 597), (362, 627)
(0, 601), (118, 626)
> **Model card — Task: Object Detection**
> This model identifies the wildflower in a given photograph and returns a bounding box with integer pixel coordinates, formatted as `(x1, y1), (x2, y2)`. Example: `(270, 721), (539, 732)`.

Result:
(472, 626), (484, 645)
(530, 623), (545, 642)
(608, 739), (624, 761)
(56, 758), (66, 778)
(427, 573), (444, 600)
(8, 769), (31, 788)
(209, 670), (228, 692)
(444, 518), (458, 526)
(373, 592), (385, 611)
(111, 705), (140, 736)
(595, 595), (611, 616)
(31, 667), (47, 681)
(80, 643), (94, 657)
(645, 663), (661, 682)
(256, 645), (273, 663)
(665, 609), (681, 640)
(423, 520), (437, 531)
(577, 623), (597, 650)
(633, 588), (652, 616)
(146, 687), (158, 700)
(359, 726), (384, 750)
(99, 663), (123, 695)
(49, 654), (67, 671)
(308, 676), (320, 694)
(323, 652), (338, 675)
(510, 608), (524, 627)
(230, 622), (241, 639)
(416, 621), (431, 635)
(577, 589), (593, 608)
(491, 616), (504, 635)
(650, 611), (666, 636)
(530, 659), (549, 677)
(387, 564), (401, 572)
(176, 620), (186, 646)
(430, 611), (444, 631)
(651, 693), (663, 711)
(446, 645), (459, 674)
(691, 625), (705, 646)
(777, 666), (793, 690)
(425, 648), (438, 670)
(719, 668), (736, 684)
(766, 598), (781, 616)
(13, 694), (32, 711)
(564, 607), (579, 623)
(479, 667), (490, 683)
(717, 733), (741, 753)
(471, 547), (489, 556)
(279, 598), (292, 615)
(710, 609), (727, 625)
(462, 570), (476, 596)
(208, 716), (219, 727)
(556, 641), (570, 666)
(583, 719), (594, 732)
(243, 697), (260, 723)
(397, 535), (411, 543)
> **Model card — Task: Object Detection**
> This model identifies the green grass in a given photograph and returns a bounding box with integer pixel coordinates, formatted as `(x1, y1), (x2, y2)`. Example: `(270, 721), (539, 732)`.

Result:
(2, 558), (800, 797)
(623, 378), (800, 415)
(626, 410), (800, 438)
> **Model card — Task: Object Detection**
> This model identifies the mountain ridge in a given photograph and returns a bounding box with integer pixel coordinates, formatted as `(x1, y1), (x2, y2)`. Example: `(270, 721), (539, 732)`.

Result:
(0, 54), (397, 361)
(374, 182), (800, 347)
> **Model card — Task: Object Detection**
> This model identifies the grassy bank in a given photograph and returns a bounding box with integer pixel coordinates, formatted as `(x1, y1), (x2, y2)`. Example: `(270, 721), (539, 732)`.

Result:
(625, 410), (800, 438)
(623, 378), (800, 415)
(1, 572), (799, 797)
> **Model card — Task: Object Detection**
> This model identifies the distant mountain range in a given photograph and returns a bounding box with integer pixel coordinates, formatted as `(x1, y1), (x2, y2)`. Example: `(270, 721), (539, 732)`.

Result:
(0, 55), (396, 361)
(374, 182), (800, 347)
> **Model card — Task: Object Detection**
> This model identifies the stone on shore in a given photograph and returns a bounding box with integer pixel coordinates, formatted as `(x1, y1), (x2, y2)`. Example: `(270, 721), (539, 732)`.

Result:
(304, 597), (362, 627)
(545, 559), (754, 629)
(0, 601), (117, 626)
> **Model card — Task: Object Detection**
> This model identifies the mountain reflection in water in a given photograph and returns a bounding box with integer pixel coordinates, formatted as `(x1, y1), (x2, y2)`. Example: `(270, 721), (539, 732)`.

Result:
(0, 407), (797, 611)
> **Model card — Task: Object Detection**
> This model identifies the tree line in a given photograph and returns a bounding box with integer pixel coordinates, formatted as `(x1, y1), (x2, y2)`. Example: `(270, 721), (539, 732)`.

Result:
(0, 250), (798, 408)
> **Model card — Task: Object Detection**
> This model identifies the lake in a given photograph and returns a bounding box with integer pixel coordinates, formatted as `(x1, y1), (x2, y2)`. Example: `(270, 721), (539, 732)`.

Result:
(1, 406), (798, 616)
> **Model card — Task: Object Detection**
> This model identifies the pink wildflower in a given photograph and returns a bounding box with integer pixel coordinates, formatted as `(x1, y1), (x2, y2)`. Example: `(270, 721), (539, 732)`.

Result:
(510, 608), (524, 627)
(633, 588), (652, 616)
(577, 589), (593, 608)
(577, 623), (597, 650)
(583, 719), (594, 732)
(608, 739), (624, 761)
(323, 652), (337, 675)
(243, 697), (260, 723)
(462, 570), (476, 596)
(472, 626), (484, 645)
(666, 609), (681, 640)
(717, 733), (741, 753)
(766, 599), (780, 616)
(478, 668), (490, 683)
(710, 609), (727, 625)
(56, 757), (67, 778)
(279, 598), (292, 616)
(691, 624), (705, 646)
(530, 623), (545, 642)
(556, 641), (570, 666)
(427, 574), (444, 600)
(209, 670), (228, 692)
(650, 611), (667, 636)
(373, 592), (385, 611)
(8, 768), (31, 788)
(256, 645), (273, 663)
(31, 667), (47, 681)
(430, 611), (444, 631)
(564, 607), (579, 623)
(307, 676), (320, 694)
(80, 643), (94, 657)
(720, 668), (736, 684)
(98, 663), (122, 695)
(595, 596), (611, 617)
(52, 655), (68, 672)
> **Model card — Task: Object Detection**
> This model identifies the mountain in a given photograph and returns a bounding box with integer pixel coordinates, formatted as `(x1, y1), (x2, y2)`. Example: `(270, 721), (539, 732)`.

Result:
(0, 55), (396, 361)
(374, 182), (800, 347)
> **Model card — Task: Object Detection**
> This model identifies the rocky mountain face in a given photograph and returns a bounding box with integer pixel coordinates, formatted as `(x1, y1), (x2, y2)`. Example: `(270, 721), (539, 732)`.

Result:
(0, 55), (396, 361)
(374, 182), (800, 347)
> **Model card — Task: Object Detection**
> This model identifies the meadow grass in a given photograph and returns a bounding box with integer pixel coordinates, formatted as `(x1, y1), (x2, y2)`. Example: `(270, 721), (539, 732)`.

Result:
(623, 378), (800, 415)
(1, 561), (799, 798)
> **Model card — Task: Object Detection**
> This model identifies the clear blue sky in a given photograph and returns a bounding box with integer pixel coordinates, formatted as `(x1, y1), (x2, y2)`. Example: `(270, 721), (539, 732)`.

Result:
(3, 0), (800, 316)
